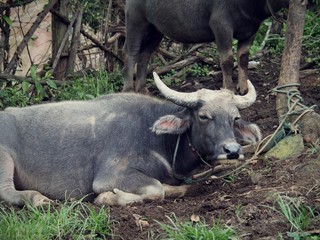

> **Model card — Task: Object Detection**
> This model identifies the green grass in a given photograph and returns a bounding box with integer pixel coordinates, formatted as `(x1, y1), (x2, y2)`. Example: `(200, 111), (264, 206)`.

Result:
(154, 214), (236, 240)
(0, 68), (123, 110)
(268, 194), (319, 239)
(0, 200), (113, 240)
(54, 69), (123, 101)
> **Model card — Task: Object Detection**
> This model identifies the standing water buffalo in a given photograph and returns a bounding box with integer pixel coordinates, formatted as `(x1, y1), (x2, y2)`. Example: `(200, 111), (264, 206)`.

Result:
(0, 73), (261, 206)
(123, 0), (289, 94)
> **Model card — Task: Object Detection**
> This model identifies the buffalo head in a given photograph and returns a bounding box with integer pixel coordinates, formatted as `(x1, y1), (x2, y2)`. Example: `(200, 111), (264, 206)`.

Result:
(151, 72), (261, 161)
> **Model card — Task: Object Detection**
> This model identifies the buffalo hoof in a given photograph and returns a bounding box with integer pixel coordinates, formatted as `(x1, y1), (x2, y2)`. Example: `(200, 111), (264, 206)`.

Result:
(95, 188), (146, 206)
(236, 84), (249, 95)
(137, 87), (150, 95)
(31, 193), (52, 207)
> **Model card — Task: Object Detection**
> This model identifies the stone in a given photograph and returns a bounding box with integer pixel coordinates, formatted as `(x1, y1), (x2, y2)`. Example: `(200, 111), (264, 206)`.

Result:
(264, 134), (304, 160)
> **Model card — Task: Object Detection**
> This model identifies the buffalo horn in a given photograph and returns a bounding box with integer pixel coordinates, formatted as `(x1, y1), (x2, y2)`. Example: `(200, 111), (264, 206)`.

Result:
(233, 80), (256, 109)
(153, 72), (198, 107)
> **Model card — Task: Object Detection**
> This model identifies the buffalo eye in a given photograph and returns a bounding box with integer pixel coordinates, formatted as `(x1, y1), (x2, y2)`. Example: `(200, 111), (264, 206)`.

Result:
(198, 113), (210, 122)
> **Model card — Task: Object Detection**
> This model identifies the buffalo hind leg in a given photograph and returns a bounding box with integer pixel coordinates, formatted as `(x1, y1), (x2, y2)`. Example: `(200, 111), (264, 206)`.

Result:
(135, 26), (163, 93)
(0, 148), (51, 207)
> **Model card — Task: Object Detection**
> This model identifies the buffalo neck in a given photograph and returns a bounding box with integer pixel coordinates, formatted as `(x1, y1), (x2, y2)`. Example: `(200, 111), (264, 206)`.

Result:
(167, 131), (203, 177)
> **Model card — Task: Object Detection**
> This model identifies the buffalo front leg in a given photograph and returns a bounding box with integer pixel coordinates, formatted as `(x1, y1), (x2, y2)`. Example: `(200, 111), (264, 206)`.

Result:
(94, 179), (165, 206)
(94, 183), (194, 206)
(237, 36), (255, 95)
(0, 149), (51, 206)
(211, 22), (235, 91)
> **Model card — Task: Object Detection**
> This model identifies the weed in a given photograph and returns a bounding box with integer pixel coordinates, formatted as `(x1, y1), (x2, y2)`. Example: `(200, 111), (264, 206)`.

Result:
(187, 63), (210, 77)
(0, 200), (113, 240)
(267, 194), (319, 239)
(154, 214), (236, 240)
(306, 138), (320, 156)
(235, 203), (245, 224)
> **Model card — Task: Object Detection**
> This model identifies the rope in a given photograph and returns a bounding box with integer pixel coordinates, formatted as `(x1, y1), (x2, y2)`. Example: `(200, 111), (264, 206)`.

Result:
(172, 84), (316, 183)
(252, 83), (316, 158)
(172, 134), (215, 184)
(266, 0), (286, 24)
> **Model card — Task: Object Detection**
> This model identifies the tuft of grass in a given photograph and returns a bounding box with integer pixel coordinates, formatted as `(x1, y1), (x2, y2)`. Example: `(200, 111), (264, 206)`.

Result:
(154, 214), (236, 240)
(0, 200), (112, 240)
(267, 194), (319, 239)
(306, 138), (320, 156)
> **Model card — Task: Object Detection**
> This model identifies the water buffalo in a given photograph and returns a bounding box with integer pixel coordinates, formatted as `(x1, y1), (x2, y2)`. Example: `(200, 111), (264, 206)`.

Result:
(123, 0), (289, 94)
(0, 72), (261, 206)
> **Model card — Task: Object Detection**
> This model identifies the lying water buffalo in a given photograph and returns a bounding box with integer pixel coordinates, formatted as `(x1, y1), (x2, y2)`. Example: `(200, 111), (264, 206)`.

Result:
(0, 73), (261, 206)
(123, 0), (289, 94)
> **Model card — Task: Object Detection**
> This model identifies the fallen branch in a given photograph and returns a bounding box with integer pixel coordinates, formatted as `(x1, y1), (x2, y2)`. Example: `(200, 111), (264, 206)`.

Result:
(151, 56), (201, 75)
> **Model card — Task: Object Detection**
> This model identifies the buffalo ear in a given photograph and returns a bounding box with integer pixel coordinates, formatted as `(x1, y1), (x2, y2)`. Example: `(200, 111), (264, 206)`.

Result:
(151, 114), (190, 135)
(234, 119), (262, 145)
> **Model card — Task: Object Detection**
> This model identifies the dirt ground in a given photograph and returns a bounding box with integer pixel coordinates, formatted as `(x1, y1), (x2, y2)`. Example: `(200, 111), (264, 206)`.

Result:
(109, 55), (320, 239)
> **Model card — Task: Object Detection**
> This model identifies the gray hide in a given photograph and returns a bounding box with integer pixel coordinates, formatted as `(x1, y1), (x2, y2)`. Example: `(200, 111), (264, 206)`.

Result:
(0, 76), (261, 206)
(123, 0), (289, 93)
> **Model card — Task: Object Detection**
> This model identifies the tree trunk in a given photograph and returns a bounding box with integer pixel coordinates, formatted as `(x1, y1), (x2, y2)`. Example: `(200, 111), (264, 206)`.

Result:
(276, 0), (320, 143)
(52, 0), (69, 80)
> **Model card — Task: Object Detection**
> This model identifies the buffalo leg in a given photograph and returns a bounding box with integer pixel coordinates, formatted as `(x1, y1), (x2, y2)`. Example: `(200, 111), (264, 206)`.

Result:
(237, 36), (255, 95)
(123, 16), (150, 92)
(123, 51), (138, 92)
(210, 22), (235, 91)
(93, 178), (165, 206)
(163, 184), (194, 198)
(94, 183), (193, 206)
(94, 184), (164, 206)
(0, 148), (51, 206)
(135, 26), (163, 93)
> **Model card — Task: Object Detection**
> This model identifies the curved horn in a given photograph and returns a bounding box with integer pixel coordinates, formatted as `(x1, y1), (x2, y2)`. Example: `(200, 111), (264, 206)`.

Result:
(233, 80), (257, 109)
(153, 72), (198, 107)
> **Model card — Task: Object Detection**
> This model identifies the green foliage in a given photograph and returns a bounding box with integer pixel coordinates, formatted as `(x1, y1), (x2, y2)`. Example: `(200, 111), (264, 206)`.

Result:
(71, 0), (111, 33)
(187, 63), (210, 77)
(0, 69), (123, 109)
(0, 82), (29, 109)
(3, 16), (12, 26)
(155, 214), (236, 240)
(0, 201), (112, 240)
(54, 69), (123, 101)
(252, 10), (320, 67)
(302, 10), (320, 67)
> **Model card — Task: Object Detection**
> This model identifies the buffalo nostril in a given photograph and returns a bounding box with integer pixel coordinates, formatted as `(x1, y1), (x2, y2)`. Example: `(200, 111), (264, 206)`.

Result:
(223, 143), (241, 159)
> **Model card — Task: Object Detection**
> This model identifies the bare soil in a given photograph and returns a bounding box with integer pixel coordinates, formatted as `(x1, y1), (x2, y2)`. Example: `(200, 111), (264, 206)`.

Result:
(109, 55), (320, 239)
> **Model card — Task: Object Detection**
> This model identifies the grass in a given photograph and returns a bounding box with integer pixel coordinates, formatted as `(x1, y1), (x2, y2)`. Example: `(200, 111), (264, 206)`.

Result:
(268, 194), (319, 239)
(0, 200), (113, 240)
(154, 214), (237, 240)
(0, 68), (123, 110)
